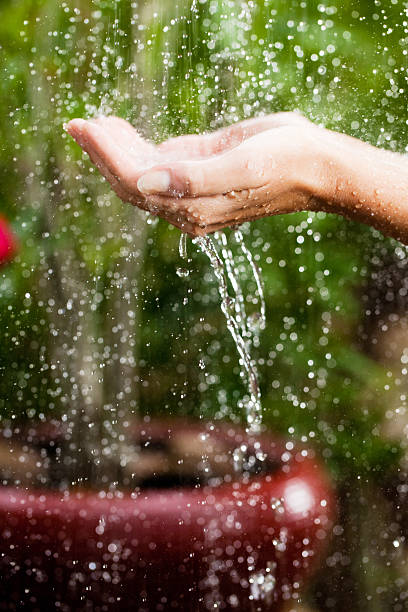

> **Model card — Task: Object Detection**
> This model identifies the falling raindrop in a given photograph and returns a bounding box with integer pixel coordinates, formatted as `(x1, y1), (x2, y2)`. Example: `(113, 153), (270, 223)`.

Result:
(176, 267), (190, 278)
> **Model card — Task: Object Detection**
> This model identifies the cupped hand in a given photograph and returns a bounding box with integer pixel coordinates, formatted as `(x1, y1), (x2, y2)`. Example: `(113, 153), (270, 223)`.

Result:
(66, 113), (325, 235)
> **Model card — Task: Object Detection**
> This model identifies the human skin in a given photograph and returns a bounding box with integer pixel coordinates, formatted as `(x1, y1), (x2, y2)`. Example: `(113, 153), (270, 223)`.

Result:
(66, 112), (408, 243)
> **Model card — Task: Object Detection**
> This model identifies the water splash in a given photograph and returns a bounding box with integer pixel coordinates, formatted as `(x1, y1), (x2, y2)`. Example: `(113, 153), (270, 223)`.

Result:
(249, 562), (277, 604)
(193, 232), (264, 437)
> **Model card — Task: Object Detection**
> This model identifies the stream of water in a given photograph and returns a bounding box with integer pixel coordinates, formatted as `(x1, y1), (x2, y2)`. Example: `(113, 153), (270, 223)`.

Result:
(179, 231), (266, 441)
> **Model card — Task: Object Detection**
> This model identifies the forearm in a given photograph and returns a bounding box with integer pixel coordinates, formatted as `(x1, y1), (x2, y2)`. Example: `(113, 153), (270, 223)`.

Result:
(315, 130), (408, 244)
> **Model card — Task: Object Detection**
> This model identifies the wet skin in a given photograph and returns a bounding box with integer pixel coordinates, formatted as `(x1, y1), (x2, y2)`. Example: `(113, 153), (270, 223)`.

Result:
(67, 112), (408, 243)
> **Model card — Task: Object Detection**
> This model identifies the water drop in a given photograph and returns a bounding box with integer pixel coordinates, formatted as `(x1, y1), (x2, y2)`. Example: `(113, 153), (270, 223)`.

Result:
(176, 267), (190, 277)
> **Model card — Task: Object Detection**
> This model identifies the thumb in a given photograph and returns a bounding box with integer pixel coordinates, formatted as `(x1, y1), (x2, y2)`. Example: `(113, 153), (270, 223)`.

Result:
(137, 137), (268, 197)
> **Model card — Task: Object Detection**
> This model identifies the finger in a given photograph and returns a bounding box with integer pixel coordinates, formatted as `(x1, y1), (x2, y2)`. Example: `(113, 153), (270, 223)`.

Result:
(93, 116), (158, 162)
(157, 132), (217, 159)
(158, 112), (307, 158)
(137, 132), (272, 197)
(157, 120), (261, 158)
(145, 192), (268, 236)
(67, 119), (147, 206)
(81, 141), (133, 203)
(84, 147), (150, 212)
(145, 191), (257, 229)
(208, 112), (308, 154)
(147, 187), (308, 236)
(141, 195), (200, 233)
(67, 119), (139, 183)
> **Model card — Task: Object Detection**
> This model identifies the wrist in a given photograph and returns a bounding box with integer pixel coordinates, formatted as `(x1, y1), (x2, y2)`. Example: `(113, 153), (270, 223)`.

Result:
(286, 126), (332, 206)
(302, 128), (408, 243)
(300, 128), (355, 213)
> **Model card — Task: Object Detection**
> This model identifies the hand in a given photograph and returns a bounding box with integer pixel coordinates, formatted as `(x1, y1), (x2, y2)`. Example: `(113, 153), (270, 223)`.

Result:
(66, 113), (327, 235)
(67, 114), (408, 243)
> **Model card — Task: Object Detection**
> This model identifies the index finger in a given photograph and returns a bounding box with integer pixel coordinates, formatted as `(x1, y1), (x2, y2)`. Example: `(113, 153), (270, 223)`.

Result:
(67, 119), (140, 184)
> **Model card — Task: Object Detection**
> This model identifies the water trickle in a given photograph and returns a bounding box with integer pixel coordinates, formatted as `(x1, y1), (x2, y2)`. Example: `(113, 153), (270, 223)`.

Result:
(177, 232), (190, 277)
(234, 228), (266, 333)
(179, 232), (188, 260)
(193, 233), (264, 438)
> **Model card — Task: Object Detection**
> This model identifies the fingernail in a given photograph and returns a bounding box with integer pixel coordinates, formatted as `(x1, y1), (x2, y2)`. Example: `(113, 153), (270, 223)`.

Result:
(137, 171), (171, 194)
(66, 118), (86, 134)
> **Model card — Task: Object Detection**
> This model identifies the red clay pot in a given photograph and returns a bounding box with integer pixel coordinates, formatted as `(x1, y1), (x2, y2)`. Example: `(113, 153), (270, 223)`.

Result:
(0, 216), (17, 265)
(0, 422), (334, 611)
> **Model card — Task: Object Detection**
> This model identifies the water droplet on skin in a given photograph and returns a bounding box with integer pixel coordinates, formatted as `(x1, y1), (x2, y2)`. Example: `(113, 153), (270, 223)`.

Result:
(146, 213), (159, 226)
(226, 190), (238, 199)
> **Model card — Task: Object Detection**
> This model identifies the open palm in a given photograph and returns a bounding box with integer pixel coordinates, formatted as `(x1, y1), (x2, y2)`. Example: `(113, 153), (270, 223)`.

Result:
(67, 113), (318, 235)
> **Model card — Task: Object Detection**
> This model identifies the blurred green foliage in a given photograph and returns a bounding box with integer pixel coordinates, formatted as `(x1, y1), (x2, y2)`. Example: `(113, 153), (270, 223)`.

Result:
(1, 0), (408, 607)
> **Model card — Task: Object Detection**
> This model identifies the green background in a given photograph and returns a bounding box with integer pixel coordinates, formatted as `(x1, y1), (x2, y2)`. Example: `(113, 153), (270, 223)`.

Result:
(2, 0), (408, 608)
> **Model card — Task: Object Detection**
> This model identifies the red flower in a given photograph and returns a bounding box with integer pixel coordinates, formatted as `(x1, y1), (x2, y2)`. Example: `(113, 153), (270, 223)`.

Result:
(0, 216), (18, 265)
